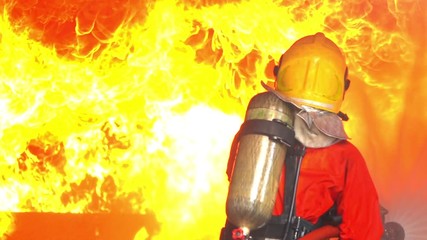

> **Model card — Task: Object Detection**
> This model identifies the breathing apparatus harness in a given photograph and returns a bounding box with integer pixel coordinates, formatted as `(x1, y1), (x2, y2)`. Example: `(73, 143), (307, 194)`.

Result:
(245, 143), (341, 240)
(221, 126), (341, 240)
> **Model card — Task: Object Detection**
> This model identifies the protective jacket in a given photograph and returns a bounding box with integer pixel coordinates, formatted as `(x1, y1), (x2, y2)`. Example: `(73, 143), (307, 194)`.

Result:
(273, 140), (384, 239)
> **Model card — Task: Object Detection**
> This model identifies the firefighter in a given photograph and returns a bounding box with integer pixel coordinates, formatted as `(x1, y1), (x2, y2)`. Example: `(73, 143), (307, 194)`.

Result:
(221, 32), (384, 239)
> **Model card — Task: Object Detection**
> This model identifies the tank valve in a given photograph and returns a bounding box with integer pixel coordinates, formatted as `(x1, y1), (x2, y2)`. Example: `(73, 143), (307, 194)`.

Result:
(232, 227), (251, 240)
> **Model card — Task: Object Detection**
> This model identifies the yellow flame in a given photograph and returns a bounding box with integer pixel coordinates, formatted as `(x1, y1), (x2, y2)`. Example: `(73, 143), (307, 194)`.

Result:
(0, 0), (426, 239)
(134, 227), (149, 240)
(0, 212), (14, 238)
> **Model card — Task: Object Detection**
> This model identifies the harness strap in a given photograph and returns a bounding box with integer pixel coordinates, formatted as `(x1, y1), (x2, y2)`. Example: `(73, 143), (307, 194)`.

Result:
(239, 119), (295, 147)
(282, 144), (306, 240)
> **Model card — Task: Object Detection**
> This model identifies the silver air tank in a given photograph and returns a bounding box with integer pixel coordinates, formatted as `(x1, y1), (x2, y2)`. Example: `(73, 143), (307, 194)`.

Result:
(226, 91), (295, 230)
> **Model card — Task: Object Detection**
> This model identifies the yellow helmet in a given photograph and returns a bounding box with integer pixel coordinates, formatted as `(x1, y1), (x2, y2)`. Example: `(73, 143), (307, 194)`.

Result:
(266, 32), (348, 113)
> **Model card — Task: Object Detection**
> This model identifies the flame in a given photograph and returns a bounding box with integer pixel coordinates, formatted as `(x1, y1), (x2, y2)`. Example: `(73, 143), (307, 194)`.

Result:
(0, 0), (426, 239)
(0, 213), (14, 237)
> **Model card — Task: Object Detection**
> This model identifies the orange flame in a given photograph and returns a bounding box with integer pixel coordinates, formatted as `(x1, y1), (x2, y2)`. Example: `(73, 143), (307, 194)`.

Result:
(0, 0), (426, 239)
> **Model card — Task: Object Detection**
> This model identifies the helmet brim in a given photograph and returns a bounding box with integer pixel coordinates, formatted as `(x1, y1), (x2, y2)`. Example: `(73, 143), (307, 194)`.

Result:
(261, 81), (349, 140)
(260, 81), (301, 109)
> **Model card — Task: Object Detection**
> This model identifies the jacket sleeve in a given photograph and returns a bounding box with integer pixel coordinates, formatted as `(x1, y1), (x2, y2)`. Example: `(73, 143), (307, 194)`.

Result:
(336, 143), (384, 239)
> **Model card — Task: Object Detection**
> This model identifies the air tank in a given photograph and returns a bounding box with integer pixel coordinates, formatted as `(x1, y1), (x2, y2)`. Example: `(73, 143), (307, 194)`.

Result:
(226, 91), (295, 230)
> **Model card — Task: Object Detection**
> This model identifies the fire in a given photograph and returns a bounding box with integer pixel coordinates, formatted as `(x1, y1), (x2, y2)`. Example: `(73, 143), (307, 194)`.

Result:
(0, 0), (426, 239)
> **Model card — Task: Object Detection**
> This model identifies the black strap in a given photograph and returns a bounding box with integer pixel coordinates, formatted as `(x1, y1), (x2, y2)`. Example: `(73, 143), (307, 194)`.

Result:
(239, 119), (295, 147)
(282, 144), (306, 240)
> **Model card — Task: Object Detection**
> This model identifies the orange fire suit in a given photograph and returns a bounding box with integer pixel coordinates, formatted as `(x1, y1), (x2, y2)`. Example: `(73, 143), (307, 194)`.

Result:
(273, 140), (384, 239)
